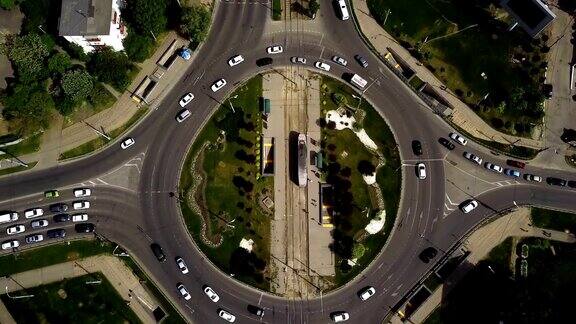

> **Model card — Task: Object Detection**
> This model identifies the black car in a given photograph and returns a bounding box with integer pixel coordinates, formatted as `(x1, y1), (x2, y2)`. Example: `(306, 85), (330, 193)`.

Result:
(75, 223), (95, 233)
(47, 228), (66, 239)
(247, 305), (265, 317)
(543, 83), (553, 99)
(419, 247), (438, 263)
(568, 180), (576, 189)
(354, 54), (368, 68)
(150, 243), (166, 262)
(412, 140), (423, 156)
(256, 57), (273, 67)
(53, 213), (71, 223)
(49, 203), (68, 213)
(547, 177), (567, 187)
(438, 137), (455, 150)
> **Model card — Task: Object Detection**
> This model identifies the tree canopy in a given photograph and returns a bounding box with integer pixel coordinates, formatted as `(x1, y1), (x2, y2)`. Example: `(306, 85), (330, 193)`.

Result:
(87, 47), (133, 91)
(61, 70), (94, 104)
(2, 83), (54, 134)
(2, 34), (50, 83)
(47, 52), (72, 76)
(123, 32), (155, 62)
(128, 0), (167, 36)
(180, 5), (211, 44)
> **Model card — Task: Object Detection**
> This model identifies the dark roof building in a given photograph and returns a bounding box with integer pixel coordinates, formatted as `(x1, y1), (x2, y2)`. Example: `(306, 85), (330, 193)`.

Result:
(500, 0), (556, 38)
(58, 0), (113, 36)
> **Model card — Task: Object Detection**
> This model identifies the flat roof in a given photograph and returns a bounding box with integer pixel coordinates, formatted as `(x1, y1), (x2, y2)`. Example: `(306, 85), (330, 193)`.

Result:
(500, 0), (556, 38)
(59, 0), (113, 36)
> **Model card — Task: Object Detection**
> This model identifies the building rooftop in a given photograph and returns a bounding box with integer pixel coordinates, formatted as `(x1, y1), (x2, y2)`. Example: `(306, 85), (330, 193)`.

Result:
(500, 0), (556, 38)
(58, 0), (113, 36)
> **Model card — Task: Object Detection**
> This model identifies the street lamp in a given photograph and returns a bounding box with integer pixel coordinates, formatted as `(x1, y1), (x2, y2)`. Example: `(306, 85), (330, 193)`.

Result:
(228, 94), (239, 113)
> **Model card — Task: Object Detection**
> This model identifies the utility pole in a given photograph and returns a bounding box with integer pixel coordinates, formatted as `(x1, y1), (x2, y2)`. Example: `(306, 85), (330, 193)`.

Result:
(84, 121), (111, 141)
(228, 94), (239, 113)
(383, 9), (391, 26)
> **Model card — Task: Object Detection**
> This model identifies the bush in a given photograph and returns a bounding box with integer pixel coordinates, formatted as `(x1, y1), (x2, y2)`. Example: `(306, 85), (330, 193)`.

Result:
(123, 32), (154, 62)
(87, 47), (133, 91)
(47, 52), (72, 76)
(61, 70), (94, 104)
(332, 93), (347, 106)
(352, 243), (366, 259)
(63, 42), (88, 61)
(272, 0), (282, 20)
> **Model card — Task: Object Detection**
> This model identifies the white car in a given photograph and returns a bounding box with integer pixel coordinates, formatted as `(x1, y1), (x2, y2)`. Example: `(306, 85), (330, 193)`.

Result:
(484, 162), (503, 173)
(176, 109), (191, 123)
(120, 137), (135, 150)
(176, 257), (189, 274)
(332, 56), (348, 66)
(449, 132), (468, 145)
(7, 225), (25, 235)
(74, 188), (91, 197)
(291, 57), (307, 64)
(72, 214), (88, 222)
(416, 163), (426, 180)
(464, 152), (482, 165)
(211, 78), (227, 92)
(25, 234), (43, 244)
(1, 240), (19, 250)
(331, 312), (350, 322)
(266, 45), (283, 54)
(358, 286), (376, 301)
(31, 219), (49, 228)
(177, 283), (191, 300)
(228, 55), (244, 67)
(73, 201), (90, 210)
(218, 309), (236, 323)
(525, 174), (542, 182)
(461, 200), (479, 213)
(24, 208), (43, 219)
(203, 286), (220, 302)
(315, 62), (331, 71)
(179, 92), (194, 107)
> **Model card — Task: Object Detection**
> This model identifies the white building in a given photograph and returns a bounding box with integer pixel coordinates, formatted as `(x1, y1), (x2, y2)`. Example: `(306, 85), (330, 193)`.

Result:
(58, 0), (127, 53)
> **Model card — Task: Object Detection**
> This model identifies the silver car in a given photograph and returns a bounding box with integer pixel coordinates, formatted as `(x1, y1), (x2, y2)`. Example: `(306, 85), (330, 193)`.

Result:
(332, 56), (348, 66)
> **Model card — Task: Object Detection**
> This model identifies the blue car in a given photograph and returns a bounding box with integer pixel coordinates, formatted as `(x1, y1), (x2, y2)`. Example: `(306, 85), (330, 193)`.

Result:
(504, 168), (521, 178)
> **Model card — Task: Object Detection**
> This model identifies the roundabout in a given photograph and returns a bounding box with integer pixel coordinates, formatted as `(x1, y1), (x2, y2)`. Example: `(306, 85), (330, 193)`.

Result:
(1, 2), (576, 324)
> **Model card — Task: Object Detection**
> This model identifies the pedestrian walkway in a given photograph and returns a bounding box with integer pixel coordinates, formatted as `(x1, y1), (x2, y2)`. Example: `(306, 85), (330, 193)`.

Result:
(0, 31), (191, 172)
(0, 255), (160, 323)
(352, 0), (544, 150)
(391, 207), (576, 324)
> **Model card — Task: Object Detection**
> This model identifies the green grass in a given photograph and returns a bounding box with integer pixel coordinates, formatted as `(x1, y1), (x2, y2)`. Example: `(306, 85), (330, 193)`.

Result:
(180, 75), (272, 290)
(272, 0), (282, 20)
(0, 161), (38, 177)
(367, 0), (547, 137)
(59, 106), (149, 160)
(63, 83), (117, 128)
(320, 76), (401, 286)
(1, 133), (41, 157)
(0, 240), (114, 277)
(531, 208), (576, 234)
(2, 273), (141, 324)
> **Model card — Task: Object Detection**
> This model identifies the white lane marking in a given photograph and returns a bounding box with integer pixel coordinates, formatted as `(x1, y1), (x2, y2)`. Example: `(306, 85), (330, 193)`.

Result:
(445, 194), (459, 206)
(96, 178), (109, 185)
(258, 292), (263, 305)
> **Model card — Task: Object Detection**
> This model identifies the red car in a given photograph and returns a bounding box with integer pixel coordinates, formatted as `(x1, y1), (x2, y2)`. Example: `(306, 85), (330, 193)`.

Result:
(506, 159), (526, 169)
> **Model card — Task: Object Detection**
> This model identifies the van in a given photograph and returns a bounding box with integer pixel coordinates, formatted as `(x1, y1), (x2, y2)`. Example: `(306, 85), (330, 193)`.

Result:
(0, 212), (18, 224)
(336, 0), (350, 20)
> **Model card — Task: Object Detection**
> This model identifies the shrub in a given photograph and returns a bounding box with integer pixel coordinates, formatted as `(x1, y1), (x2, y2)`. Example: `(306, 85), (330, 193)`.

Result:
(123, 32), (154, 62)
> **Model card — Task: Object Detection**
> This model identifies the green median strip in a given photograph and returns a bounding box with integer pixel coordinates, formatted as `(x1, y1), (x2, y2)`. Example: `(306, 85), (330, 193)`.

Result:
(59, 106), (149, 160)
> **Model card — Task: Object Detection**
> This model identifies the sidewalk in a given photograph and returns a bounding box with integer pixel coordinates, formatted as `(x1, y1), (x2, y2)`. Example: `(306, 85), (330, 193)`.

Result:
(352, 0), (544, 150)
(0, 31), (191, 171)
(0, 255), (160, 323)
(391, 207), (575, 324)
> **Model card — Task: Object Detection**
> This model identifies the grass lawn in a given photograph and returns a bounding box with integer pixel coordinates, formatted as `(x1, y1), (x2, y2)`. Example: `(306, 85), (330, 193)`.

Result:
(367, 0), (547, 137)
(433, 235), (576, 323)
(531, 207), (576, 234)
(320, 76), (401, 285)
(2, 273), (141, 324)
(59, 106), (149, 160)
(180, 75), (272, 290)
(1, 133), (41, 157)
(63, 83), (117, 128)
(272, 0), (282, 20)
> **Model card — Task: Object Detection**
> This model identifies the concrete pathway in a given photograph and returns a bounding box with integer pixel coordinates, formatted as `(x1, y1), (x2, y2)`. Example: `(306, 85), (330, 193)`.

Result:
(352, 0), (544, 150)
(0, 254), (160, 323)
(35, 115), (63, 169)
(393, 207), (576, 324)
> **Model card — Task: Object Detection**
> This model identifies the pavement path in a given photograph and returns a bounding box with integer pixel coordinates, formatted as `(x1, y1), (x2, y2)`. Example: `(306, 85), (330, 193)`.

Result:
(352, 0), (544, 150)
(394, 207), (576, 324)
(0, 254), (160, 323)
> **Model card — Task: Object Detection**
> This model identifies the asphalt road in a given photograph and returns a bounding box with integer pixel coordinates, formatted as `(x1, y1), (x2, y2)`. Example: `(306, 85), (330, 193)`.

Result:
(1, 1), (576, 324)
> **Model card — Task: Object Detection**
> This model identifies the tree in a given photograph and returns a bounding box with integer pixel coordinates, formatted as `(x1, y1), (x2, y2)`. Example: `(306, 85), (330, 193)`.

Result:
(123, 32), (154, 62)
(180, 5), (210, 44)
(1, 83), (54, 134)
(352, 243), (366, 259)
(308, 0), (320, 18)
(87, 47), (132, 91)
(357, 160), (376, 175)
(47, 52), (72, 76)
(128, 0), (167, 36)
(2, 34), (50, 82)
(0, 0), (17, 10)
(61, 70), (93, 104)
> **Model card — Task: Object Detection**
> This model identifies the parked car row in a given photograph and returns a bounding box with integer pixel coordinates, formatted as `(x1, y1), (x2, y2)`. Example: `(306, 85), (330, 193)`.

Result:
(1, 224), (95, 251)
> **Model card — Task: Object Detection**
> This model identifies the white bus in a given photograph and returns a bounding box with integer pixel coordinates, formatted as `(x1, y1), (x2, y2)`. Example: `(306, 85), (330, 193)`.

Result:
(337, 0), (350, 20)
(350, 74), (368, 89)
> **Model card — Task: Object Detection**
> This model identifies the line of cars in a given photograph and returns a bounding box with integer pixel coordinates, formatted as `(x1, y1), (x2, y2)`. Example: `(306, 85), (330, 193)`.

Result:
(1, 188), (95, 250)
(290, 52), (370, 73)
